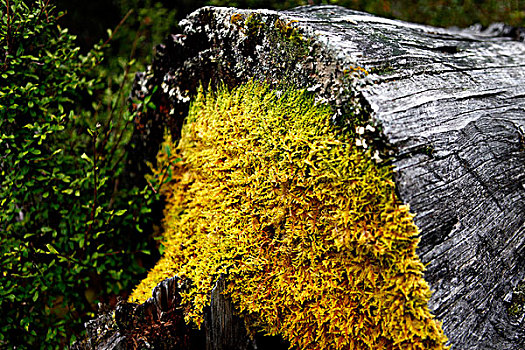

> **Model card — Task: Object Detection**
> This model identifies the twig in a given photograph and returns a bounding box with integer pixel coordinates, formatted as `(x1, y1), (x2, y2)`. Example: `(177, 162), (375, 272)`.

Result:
(3, 0), (12, 70)
(100, 9), (134, 51)
(84, 130), (98, 254)
(103, 24), (144, 166)
(81, 9), (134, 74)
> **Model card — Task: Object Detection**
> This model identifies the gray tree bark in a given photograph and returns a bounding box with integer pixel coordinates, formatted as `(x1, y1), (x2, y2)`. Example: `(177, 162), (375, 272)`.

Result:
(76, 5), (525, 349)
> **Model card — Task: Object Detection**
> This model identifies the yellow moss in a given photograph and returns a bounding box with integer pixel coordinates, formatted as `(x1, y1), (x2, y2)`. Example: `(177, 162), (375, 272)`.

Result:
(130, 81), (449, 349)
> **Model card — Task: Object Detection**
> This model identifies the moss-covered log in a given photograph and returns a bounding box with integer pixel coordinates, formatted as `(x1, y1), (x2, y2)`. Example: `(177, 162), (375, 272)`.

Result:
(75, 5), (525, 349)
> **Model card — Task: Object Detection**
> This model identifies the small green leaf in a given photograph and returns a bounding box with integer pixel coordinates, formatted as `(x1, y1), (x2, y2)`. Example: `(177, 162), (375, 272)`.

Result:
(80, 153), (92, 163)
(114, 209), (127, 216)
(46, 244), (58, 255)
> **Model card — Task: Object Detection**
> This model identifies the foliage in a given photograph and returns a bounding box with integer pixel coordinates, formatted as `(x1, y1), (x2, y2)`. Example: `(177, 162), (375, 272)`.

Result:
(99, 0), (178, 72)
(130, 81), (449, 349)
(54, 0), (182, 51)
(329, 0), (525, 28)
(210, 0), (525, 27)
(0, 1), (159, 348)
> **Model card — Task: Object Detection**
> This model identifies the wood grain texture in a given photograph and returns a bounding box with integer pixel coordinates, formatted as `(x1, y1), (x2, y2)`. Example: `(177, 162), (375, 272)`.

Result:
(205, 276), (257, 350)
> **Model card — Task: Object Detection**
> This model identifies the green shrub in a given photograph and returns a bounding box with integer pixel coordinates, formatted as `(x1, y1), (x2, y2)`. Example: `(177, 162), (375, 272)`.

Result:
(0, 1), (158, 348)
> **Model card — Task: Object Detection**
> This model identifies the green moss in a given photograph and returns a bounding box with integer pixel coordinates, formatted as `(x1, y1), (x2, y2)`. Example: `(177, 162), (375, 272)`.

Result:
(245, 13), (265, 37)
(272, 17), (309, 59)
(239, 12), (305, 47)
(273, 18), (304, 47)
(368, 65), (395, 76)
(130, 81), (448, 349)
(508, 282), (525, 318)
(230, 13), (265, 37)
(232, 12), (309, 60)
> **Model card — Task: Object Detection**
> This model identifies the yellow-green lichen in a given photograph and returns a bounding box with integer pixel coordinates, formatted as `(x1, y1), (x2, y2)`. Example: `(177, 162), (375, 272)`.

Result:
(130, 81), (448, 349)
(273, 18), (303, 46)
(245, 13), (265, 37)
(509, 282), (525, 318)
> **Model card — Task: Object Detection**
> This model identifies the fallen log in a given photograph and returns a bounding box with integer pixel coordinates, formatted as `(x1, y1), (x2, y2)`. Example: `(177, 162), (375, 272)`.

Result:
(75, 5), (525, 349)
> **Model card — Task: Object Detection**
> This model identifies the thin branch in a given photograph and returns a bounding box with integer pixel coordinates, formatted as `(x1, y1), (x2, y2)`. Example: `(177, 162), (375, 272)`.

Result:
(102, 24), (143, 163)
(100, 9), (134, 51)
(84, 130), (98, 254)
(4, 0), (12, 69)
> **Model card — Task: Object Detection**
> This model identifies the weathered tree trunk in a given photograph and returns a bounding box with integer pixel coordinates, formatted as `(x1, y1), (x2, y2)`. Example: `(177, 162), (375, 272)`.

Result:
(204, 277), (258, 350)
(75, 5), (525, 349)
(204, 276), (289, 350)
